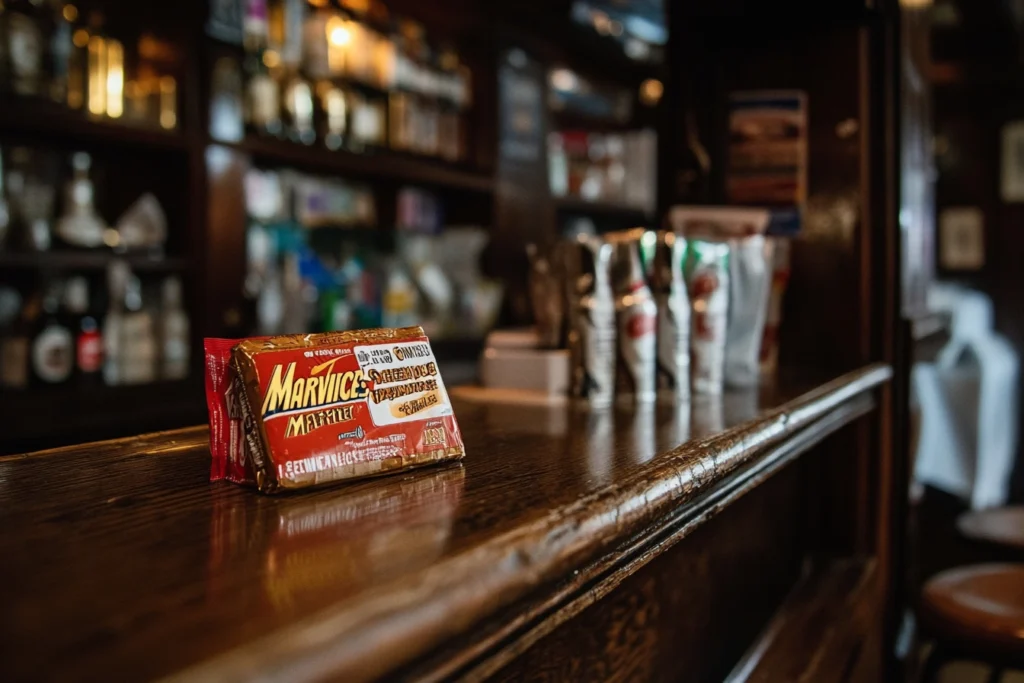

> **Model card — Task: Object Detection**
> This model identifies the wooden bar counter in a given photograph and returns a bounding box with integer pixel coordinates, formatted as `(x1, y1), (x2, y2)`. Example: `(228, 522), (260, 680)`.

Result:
(0, 365), (891, 683)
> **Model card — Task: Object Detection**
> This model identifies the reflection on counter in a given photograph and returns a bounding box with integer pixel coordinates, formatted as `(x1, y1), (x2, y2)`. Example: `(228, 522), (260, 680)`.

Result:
(208, 464), (464, 611)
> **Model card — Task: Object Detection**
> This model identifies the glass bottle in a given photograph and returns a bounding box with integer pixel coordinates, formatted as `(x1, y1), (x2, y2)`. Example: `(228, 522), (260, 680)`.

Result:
(64, 274), (102, 384)
(119, 273), (156, 384)
(102, 260), (126, 385)
(0, 291), (36, 389)
(3, 0), (47, 96)
(243, 0), (282, 138)
(48, 0), (74, 103)
(56, 151), (106, 248)
(160, 276), (190, 380)
(31, 279), (74, 386)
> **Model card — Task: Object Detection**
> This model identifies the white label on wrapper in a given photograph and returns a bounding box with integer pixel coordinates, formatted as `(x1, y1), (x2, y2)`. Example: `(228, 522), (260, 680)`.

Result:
(354, 340), (454, 426)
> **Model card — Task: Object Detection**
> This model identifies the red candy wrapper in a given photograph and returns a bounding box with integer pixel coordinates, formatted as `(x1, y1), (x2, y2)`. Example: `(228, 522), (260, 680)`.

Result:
(204, 338), (260, 484)
(205, 327), (465, 493)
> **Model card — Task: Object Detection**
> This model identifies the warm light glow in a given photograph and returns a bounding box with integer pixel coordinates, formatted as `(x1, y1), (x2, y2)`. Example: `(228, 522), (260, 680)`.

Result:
(73, 28), (89, 48)
(159, 76), (177, 129)
(899, 0), (932, 6)
(63, 4), (78, 22)
(326, 16), (351, 74)
(550, 68), (578, 92)
(262, 49), (281, 68)
(87, 36), (107, 116)
(105, 39), (124, 118)
(329, 22), (352, 47)
(639, 78), (663, 106)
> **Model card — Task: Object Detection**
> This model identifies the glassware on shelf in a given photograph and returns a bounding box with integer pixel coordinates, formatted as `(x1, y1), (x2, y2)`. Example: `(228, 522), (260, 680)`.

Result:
(56, 151), (106, 248)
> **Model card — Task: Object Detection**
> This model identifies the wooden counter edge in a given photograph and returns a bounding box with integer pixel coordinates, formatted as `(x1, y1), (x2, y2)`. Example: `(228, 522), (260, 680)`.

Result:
(159, 363), (891, 683)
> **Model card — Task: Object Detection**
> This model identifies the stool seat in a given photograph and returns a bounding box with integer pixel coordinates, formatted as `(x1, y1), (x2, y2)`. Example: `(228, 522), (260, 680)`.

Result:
(920, 564), (1024, 664)
(958, 507), (1024, 551)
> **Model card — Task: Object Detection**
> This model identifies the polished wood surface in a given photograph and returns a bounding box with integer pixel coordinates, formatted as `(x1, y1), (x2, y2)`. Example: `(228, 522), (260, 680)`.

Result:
(920, 564), (1024, 661)
(957, 507), (1024, 551)
(0, 365), (888, 682)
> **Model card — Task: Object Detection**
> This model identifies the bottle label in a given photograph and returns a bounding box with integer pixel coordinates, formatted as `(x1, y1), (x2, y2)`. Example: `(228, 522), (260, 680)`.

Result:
(77, 329), (103, 373)
(32, 325), (74, 383)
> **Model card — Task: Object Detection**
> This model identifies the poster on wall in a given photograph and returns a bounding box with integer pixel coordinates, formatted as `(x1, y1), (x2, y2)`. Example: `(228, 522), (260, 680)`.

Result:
(1001, 122), (1024, 202)
(939, 207), (985, 271)
(727, 90), (807, 235)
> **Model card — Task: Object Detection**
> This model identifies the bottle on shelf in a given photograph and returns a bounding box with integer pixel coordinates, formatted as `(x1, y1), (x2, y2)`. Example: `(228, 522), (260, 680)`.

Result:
(160, 276), (189, 380)
(31, 279), (74, 386)
(102, 260), (126, 385)
(7, 146), (56, 251)
(49, 0), (75, 104)
(317, 80), (348, 151)
(119, 272), (156, 384)
(2, 0), (47, 96)
(0, 148), (10, 249)
(243, 0), (283, 138)
(63, 275), (102, 384)
(0, 289), (34, 390)
(56, 151), (106, 248)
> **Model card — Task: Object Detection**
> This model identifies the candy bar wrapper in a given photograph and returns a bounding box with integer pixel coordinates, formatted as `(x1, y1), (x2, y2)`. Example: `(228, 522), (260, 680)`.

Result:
(231, 326), (465, 493)
(205, 338), (260, 485)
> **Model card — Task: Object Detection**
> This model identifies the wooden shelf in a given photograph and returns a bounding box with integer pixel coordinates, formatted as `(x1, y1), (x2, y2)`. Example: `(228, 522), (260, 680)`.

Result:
(0, 251), (192, 272)
(236, 137), (495, 193)
(554, 196), (655, 221)
(0, 97), (188, 152)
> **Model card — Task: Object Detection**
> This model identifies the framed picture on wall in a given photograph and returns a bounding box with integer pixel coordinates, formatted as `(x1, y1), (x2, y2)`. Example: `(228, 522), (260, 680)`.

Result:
(939, 206), (985, 271)
(1001, 122), (1024, 201)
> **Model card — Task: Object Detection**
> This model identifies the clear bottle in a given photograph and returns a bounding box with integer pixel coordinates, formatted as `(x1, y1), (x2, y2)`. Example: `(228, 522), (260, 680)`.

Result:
(2, 0), (47, 96)
(160, 276), (190, 380)
(64, 275), (102, 383)
(31, 279), (74, 385)
(119, 273), (156, 384)
(56, 151), (106, 249)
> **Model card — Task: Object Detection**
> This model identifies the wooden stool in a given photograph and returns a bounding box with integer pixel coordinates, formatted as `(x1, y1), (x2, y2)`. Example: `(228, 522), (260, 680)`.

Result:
(958, 507), (1024, 553)
(918, 564), (1024, 682)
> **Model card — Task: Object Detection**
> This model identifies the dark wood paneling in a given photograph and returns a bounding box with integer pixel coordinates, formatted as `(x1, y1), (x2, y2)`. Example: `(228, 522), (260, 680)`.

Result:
(488, 465), (806, 683)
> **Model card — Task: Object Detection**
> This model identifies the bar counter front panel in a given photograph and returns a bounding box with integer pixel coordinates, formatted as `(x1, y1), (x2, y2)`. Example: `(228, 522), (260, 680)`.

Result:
(0, 365), (891, 683)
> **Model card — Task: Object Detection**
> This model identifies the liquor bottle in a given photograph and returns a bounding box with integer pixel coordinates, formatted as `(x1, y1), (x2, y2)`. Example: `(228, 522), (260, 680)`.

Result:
(0, 148), (10, 249)
(56, 151), (106, 248)
(49, 0), (74, 103)
(0, 291), (35, 389)
(209, 56), (245, 143)
(282, 71), (315, 144)
(65, 9), (87, 109)
(302, 0), (332, 80)
(119, 273), (156, 384)
(7, 146), (56, 252)
(2, 0), (46, 96)
(102, 260), (126, 385)
(243, 0), (282, 138)
(318, 80), (347, 150)
(160, 276), (190, 380)
(64, 275), (102, 384)
(31, 279), (74, 385)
